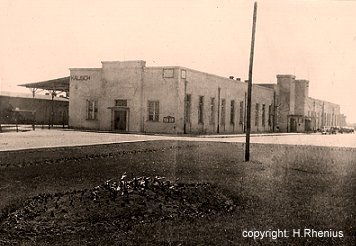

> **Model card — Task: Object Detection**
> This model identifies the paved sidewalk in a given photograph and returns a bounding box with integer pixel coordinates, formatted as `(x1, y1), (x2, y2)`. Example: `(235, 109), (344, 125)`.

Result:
(1, 128), (355, 151)
(197, 132), (305, 138)
(0, 129), (167, 151)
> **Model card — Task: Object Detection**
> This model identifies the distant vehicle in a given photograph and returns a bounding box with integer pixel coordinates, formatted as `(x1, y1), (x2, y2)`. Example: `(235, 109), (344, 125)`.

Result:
(330, 126), (339, 134)
(321, 126), (330, 135)
(339, 126), (355, 134)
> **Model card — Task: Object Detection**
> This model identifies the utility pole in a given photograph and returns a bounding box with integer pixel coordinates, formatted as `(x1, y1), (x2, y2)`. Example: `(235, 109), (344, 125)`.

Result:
(272, 91), (276, 132)
(245, 2), (258, 162)
(183, 80), (188, 134)
(217, 87), (221, 133)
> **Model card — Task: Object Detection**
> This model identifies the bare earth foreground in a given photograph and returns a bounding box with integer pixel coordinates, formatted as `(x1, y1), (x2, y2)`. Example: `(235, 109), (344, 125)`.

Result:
(0, 131), (355, 245)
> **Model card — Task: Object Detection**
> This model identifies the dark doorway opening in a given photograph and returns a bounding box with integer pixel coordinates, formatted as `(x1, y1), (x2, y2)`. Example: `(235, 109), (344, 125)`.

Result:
(290, 118), (297, 132)
(114, 110), (127, 131)
(305, 119), (311, 132)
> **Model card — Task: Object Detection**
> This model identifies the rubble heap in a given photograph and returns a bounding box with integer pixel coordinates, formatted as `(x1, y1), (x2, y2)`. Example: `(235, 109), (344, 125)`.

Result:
(0, 174), (237, 241)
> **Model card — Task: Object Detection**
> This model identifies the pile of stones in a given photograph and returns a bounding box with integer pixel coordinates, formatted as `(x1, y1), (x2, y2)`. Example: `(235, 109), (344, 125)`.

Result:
(0, 174), (237, 241)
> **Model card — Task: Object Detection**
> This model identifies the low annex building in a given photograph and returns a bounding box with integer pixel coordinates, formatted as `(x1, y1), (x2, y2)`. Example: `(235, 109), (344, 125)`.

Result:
(68, 60), (343, 134)
(0, 91), (68, 126)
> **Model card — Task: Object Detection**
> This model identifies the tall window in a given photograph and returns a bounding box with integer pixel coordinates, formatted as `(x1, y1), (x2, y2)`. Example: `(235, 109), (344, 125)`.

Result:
(221, 99), (226, 125)
(87, 100), (98, 120)
(185, 94), (191, 123)
(318, 112), (320, 127)
(210, 97), (215, 125)
(148, 101), (159, 121)
(262, 104), (266, 127)
(198, 96), (204, 124)
(268, 104), (272, 127)
(230, 100), (235, 124)
(239, 101), (244, 124)
(326, 113), (329, 125)
(255, 103), (259, 126)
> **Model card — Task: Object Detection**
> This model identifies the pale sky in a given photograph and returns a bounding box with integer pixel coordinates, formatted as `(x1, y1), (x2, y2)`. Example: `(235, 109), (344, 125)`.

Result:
(0, 0), (355, 122)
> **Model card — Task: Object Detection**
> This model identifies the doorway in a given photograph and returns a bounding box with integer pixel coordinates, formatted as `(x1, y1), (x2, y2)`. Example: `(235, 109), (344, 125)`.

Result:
(114, 110), (127, 131)
(290, 118), (297, 132)
(305, 119), (311, 132)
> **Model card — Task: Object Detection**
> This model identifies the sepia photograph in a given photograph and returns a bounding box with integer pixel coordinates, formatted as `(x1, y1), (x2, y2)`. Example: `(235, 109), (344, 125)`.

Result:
(0, 0), (355, 245)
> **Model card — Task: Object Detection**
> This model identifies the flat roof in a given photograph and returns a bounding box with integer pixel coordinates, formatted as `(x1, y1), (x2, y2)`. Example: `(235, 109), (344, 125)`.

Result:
(18, 76), (70, 92)
(0, 91), (68, 101)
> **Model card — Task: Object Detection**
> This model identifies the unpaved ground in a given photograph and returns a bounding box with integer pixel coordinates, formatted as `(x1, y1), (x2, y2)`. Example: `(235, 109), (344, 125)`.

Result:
(0, 141), (355, 245)
(1, 176), (236, 245)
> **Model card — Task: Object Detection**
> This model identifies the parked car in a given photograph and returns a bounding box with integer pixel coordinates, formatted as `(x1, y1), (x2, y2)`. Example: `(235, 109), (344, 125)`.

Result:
(330, 126), (339, 134)
(321, 126), (330, 135)
(340, 126), (355, 134)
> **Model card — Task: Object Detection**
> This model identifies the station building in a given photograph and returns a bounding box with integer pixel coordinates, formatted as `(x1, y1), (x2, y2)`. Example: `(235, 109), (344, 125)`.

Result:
(68, 60), (343, 134)
(257, 75), (342, 132)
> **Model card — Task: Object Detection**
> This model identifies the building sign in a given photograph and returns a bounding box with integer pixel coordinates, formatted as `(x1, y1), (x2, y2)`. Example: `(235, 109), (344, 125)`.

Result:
(163, 68), (174, 78)
(71, 75), (91, 81)
(181, 70), (186, 79)
(163, 116), (175, 123)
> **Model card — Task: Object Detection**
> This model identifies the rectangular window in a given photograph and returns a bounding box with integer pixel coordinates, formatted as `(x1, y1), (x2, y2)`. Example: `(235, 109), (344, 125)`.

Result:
(221, 99), (226, 125)
(115, 99), (127, 107)
(148, 101), (159, 122)
(239, 101), (244, 124)
(255, 103), (259, 126)
(86, 100), (98, 120)
(198, 96), (204, 124)
(268, 105), (272, 126)
(326, 113), (329, 125)
(185, 94), (191, 123)
(210, 97), (215, 125)
(262, 104), (266, 127)
(230, 100), (235, 124)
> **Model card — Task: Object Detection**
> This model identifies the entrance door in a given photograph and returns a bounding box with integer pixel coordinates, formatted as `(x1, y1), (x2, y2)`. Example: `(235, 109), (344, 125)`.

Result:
(305, 119), (311, 131)
(114, 110), (127, 131)
(290, 118), (297, 132)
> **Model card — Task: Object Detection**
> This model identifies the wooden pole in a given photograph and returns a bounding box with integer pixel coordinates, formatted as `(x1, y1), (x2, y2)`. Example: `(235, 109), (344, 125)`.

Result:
(245, 2), (258, 162)
(217, 87), (221, 133)
(184, 80), (187, 134)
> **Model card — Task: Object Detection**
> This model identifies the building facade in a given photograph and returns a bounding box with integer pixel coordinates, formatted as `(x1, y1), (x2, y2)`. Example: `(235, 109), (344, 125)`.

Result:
(258, 75), (342, 132)
(68, 60), (343, 134)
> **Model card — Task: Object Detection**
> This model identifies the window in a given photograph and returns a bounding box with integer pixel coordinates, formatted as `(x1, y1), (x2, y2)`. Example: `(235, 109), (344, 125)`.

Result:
(185, 94), (191, 123)
(230, 100), (235, 124)
(262, 104), (266, 127)
(210, 97), (215, 125)
(87, 100), (98, 120)
(163, 68), (174, 78)
(148, 101), (159, 121)
(268, 105), (272, 126)
(255, 103), (259, 126)
(221, 99), (226, 125)
(115, 99), (127, 107)
(239, 101), (244, 124)
(198, 96), (204, 124)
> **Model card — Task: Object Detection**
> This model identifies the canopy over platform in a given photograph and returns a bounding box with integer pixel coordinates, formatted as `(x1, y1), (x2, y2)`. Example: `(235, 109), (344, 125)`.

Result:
(19, 76), (70, 93)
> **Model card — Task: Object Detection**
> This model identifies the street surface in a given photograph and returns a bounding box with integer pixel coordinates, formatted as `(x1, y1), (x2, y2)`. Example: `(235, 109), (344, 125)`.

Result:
(0, 129), (355, 151)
